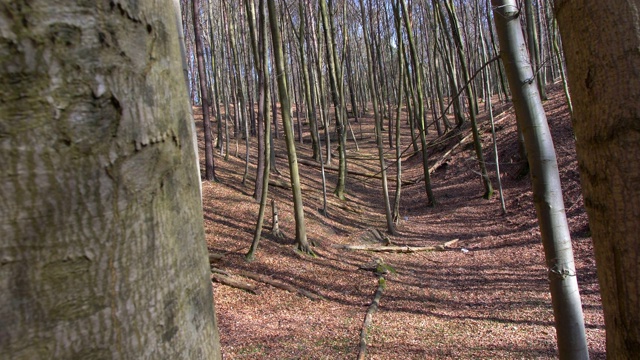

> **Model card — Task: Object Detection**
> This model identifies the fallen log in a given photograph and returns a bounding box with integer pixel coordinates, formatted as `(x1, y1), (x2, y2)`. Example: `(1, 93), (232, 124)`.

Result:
(341, 244), (438, 253)
(236, 270), (325, 301)
(357, 277), (386, 360)
(210, 273), (259, 294)
(339, 239), (459, 253)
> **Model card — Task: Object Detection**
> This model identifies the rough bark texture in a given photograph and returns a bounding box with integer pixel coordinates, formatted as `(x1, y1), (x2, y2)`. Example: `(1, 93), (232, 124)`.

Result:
(555, 1), (640, 357)
(491, 1), (589, 359)
(0, 1), (221, 358)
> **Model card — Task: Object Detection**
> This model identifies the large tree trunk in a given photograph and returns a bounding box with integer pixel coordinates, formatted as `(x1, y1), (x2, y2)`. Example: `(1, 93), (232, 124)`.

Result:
(491, 1), (589, 359)
(555, 1), (640, 357)
(0, 0), (221, 358)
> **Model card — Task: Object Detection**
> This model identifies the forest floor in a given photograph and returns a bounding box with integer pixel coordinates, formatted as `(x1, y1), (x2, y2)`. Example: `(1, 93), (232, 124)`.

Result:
(195, 83), (605, 359)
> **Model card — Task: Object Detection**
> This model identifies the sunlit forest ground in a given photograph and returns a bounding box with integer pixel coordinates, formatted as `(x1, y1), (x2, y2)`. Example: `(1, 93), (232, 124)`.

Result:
(195, 83), (604, 359)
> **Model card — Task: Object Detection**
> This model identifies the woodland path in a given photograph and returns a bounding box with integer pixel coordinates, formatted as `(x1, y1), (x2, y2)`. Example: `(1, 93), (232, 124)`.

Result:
(197, 84), (604, 359)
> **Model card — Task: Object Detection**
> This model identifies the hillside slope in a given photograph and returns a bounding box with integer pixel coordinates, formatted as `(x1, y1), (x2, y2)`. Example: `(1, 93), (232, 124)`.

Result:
(196, 84), (604, 359)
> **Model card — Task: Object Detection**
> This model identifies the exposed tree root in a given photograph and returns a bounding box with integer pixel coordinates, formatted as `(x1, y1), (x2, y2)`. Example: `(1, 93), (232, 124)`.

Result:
(357, 277), (386, 360)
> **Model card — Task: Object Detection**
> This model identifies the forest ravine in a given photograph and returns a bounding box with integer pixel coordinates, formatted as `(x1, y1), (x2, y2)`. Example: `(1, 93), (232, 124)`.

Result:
(197, 83), (604, 359)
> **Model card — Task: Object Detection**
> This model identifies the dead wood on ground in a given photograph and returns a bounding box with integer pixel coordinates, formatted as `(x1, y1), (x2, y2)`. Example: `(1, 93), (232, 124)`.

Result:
(338, 239), (459, 253)
(211, 272), (259, 294)
(357, 277), (386, 360)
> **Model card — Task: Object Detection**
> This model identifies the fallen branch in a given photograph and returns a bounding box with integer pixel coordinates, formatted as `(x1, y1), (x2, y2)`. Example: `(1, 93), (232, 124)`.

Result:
(341, 244), (438, 252)
(339, 239), (459, 253)
(236, 269), (324, 301)
(357, 277), (386, 360)
(210, 273), (259, 294)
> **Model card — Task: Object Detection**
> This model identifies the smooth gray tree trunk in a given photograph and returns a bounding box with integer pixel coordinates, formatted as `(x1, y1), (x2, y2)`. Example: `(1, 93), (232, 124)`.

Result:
(491, 1), (589, 359)
(0, 1), (221, 359)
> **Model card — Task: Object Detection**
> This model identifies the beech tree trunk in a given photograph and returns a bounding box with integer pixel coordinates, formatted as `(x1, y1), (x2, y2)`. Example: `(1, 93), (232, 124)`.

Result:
(358, 0), (396, 235)
(400, 0), (436, 206)
(0, 1), (221, 358)
(193, 0), (217, 181)
(247, 0), (271, 262)
(319, 0), (348, 200)
(266, 0), (313, 255)
(555, 1), (640, 357)
(443, 0), (493, 199)
(491, 1), (589, 359)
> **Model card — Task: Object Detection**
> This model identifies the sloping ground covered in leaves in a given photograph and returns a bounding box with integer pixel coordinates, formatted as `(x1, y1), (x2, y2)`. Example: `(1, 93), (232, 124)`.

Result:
(195, 83), (604, 359)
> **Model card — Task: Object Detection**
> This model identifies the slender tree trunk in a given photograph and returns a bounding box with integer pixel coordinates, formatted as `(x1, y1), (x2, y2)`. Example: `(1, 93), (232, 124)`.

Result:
(444, 0), (493, 199)
(298, 1), (321, 161)
(359, 0), (396, 235)
(247, 0), (271, 262)
(524, 0), (546, 100)
(486, 65), (506, 214)
(491, 2), (589, 358)
(193, 0), (217, 181)
(211, 42), (224, 152)
(485, 0), (510, 102)
(434, 0), (465, 128)
(392, 1), (405, 222)
(550, 18), (573, 116)
(245, 0), (267, 201)
(224, 2), (250, 182)
(555, 1), (640, 357)
(0, 0), (221, 357)
(270, 76), (279, 141)
(400, 0), (435, 205)
(319, 0), (348, 200)
(267, 0), (313, 255)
